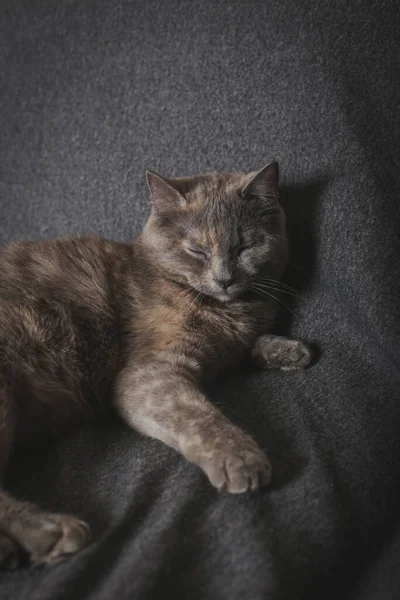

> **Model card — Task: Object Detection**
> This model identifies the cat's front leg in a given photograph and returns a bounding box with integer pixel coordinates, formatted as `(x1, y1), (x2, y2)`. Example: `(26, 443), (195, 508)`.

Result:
(115, 365), (271, 493)
(252, 334), (312, 371)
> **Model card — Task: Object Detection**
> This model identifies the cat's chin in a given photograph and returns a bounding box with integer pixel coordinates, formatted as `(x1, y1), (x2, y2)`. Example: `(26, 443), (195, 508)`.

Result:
(193, 289), (236, 303)
(214, 293), (232, 303)
(212, 289), (245, 303)
(189, 284), (245, 303)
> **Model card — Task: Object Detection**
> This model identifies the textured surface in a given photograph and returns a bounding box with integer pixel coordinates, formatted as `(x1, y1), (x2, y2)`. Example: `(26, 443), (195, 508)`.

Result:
(1, 0), (400, 598)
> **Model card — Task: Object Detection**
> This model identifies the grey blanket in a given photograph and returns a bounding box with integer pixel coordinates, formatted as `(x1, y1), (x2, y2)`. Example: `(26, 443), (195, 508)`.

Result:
(1, 0), (399, 598)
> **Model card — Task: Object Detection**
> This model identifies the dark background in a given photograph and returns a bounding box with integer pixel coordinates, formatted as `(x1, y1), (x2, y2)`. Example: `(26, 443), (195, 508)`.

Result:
(1, 0), (400, 598)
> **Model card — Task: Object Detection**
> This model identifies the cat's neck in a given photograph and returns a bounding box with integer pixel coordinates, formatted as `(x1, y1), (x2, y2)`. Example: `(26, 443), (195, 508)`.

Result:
(132, 236), (198, 309)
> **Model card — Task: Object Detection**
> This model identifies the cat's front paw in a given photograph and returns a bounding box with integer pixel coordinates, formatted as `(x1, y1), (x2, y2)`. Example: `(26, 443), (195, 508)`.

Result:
(253, 336), (312, 371)
(199, 438), (272, 493)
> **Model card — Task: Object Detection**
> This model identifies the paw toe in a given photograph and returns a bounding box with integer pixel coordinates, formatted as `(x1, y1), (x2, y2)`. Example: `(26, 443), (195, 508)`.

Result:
(38, 517), (91, 565)
(281, 343), (312, 370)
(205, 446), (272, 494)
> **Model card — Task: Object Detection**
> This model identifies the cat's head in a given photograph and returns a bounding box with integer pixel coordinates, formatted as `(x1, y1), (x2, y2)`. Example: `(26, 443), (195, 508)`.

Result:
(142, 162), (288, 303)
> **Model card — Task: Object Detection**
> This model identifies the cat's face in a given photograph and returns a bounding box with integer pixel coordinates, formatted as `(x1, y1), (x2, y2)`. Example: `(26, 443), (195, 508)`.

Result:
(143, 162), (288, 303)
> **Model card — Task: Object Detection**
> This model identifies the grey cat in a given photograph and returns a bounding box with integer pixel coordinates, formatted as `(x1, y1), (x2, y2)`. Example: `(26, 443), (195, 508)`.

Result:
(0, 161), (311, 568)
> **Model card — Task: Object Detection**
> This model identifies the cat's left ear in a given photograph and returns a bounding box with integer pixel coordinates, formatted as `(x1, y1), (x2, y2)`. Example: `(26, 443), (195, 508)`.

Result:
(241, 161), (279, 201)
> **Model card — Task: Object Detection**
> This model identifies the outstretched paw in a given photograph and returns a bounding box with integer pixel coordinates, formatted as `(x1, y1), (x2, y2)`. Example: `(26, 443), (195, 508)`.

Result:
(192, 432), (272, 493)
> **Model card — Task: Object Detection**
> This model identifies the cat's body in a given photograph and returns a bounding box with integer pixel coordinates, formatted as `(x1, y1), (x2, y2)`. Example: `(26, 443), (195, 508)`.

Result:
(0, 162), (312, 568)
(0, 235), (272, 448)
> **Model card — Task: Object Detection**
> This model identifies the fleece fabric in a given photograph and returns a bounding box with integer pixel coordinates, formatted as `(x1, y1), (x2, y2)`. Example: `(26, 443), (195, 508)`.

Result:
(0, 0), (399, 598)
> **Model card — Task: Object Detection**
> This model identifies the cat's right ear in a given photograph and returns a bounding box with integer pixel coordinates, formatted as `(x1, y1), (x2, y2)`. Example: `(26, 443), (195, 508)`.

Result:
(146, 170), (187, 213)
(241, 161), (279, 202)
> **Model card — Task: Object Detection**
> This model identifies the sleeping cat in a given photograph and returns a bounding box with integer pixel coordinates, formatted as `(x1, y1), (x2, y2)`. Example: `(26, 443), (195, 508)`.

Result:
(0, 161), (311, 568)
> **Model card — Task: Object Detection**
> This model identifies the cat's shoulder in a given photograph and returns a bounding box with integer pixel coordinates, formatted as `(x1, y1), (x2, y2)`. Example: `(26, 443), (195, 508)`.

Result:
(0, 235), (134, 294)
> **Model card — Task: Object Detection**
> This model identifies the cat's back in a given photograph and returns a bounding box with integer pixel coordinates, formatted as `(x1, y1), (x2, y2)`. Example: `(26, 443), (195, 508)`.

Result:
(0, 235), (132, 310)
(0, 236), (134, 433)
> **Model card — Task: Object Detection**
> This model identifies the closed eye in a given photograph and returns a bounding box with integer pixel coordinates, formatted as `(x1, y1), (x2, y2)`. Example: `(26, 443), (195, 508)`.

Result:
(186, 246), (208, 259)
(237, 244), (253, 255)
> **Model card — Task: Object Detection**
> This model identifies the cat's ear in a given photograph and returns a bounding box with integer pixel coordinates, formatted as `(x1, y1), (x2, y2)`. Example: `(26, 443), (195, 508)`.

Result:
(146, 170), (188, 212)
(241, 161), (279, 201)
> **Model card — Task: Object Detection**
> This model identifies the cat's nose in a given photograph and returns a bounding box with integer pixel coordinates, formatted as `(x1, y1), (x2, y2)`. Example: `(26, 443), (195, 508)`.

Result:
(216, 277), (234, 291)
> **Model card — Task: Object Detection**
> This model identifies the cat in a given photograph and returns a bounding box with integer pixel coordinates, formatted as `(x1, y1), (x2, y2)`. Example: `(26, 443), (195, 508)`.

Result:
(0, 161), (311, 568)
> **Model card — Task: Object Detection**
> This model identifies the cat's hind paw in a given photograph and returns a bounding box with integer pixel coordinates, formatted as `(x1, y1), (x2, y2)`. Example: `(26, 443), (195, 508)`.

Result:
(0, 511), (91, 568)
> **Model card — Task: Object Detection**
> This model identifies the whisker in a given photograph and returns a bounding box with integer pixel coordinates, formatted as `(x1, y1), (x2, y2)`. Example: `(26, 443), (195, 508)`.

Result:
(254, 282), (300, 298)
(249, 285), (299, 323)
(250, 285), (281, 307)
(287, 260), (306, 271)
(253, 284), (299, 297)
(255, 277), (300, 296)
(256, 275), (295, 287)
(255, 279), (297, 292)
(268, 258), (306, 271)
